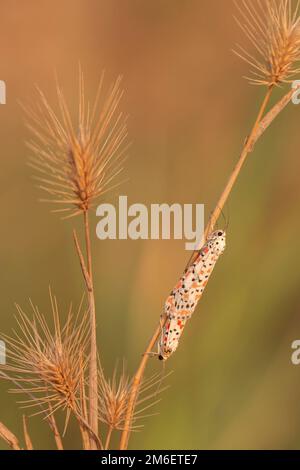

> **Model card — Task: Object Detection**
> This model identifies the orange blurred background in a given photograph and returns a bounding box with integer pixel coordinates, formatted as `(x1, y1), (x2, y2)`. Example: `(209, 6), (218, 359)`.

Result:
(1, 0), (300, 450)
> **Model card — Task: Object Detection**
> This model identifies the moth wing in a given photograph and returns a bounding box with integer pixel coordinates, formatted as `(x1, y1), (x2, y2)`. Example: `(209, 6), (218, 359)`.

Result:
(162, 317), (187, 351)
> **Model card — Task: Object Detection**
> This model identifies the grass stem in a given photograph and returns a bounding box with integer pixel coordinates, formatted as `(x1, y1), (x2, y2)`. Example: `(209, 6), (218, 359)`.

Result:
(83, 210), (98, 448)
(104, 426), (113, 450)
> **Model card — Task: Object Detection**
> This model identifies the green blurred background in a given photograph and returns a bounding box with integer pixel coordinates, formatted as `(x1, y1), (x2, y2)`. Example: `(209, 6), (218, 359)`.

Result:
(1, 0), (300, 450)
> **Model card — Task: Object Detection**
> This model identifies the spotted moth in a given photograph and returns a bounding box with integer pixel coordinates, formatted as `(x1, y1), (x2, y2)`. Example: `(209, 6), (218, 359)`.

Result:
(158, 230), (226, 361)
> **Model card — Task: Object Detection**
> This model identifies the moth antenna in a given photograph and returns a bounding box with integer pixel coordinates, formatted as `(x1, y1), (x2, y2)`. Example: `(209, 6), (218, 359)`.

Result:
(219, 204), (230, 232)
(156, 361), (167, 396)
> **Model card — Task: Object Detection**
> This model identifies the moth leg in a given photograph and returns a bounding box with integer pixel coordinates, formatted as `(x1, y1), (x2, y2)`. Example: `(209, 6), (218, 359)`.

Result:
(142, 351), (159, 358)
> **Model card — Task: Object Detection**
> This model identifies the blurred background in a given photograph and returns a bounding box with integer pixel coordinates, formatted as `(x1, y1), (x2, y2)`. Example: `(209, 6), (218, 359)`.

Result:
(0, 0), (300, 450)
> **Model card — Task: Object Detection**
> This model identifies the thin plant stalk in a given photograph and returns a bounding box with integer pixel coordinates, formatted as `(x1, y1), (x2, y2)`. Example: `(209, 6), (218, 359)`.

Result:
(253, 84), (300, 145)
(48, 413), (64, 450)
(119, 82), (299, 450)
(119, 331), (160, 449)
(195, 85), (274, 253)
(83, 210), (98, 447)
(79, 354), (91, 450)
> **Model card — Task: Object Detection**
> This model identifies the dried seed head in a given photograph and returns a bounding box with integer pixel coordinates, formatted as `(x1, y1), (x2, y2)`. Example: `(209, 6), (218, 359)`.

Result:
(234, 0), (300, 86)
(98, 363), (131, 431)
(0, 291), (90, 420)
(98, 363), (170, 431)
(24, 69), (128, 218)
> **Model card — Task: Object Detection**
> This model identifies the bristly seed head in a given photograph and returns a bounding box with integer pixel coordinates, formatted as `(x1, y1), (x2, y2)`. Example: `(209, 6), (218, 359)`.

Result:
(98, 363), (131, 431)
(23, 68), (128, 218)
(0, 290), (90, 422)
(234, 0), (300, 86)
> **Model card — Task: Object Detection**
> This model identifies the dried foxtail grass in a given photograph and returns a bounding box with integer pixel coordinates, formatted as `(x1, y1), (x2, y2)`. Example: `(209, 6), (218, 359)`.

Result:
(99, 363), (169, 449)
(22, 69), (129, 446)
(0, 291), (102, 448)
(24, 69), (128, 218)
(234, 0), (300, 86)
(99, 364), (131, 443)
(1, 292), (88, 417)
(2, 4), (300, 452)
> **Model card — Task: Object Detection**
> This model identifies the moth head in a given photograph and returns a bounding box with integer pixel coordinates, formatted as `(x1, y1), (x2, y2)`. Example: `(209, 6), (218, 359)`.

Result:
(158, 348), (173, 361)
(209, 230), (226, 253)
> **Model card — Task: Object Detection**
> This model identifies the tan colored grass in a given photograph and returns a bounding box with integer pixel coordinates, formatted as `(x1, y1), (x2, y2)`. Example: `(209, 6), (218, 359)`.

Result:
(22, 415), (33, 450)
(99, 363), (169, 449)
(24, 68), (128, 218)
(0, 421), (21, 450)
(234, 0), (300, 86)
(119, 1), (300, 450)
(22, 69), (129, 447)
(0, 291), (89, 423)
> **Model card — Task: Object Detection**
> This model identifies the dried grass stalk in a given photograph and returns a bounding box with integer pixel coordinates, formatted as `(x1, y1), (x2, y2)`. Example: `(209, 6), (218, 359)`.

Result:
(47, 412), (64, 450)
(22, 415), (34, 450)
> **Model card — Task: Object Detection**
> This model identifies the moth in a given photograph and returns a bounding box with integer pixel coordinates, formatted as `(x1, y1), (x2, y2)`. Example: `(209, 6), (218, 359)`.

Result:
(158, 230), (226, 361)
